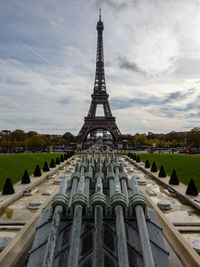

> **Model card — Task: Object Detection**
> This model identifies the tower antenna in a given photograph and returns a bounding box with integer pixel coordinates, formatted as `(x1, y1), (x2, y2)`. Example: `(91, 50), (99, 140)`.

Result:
(99, 8), (101, 21)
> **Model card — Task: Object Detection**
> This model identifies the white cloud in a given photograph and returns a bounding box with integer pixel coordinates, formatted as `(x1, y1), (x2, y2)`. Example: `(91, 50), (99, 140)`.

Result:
(0, 0), (200, 135)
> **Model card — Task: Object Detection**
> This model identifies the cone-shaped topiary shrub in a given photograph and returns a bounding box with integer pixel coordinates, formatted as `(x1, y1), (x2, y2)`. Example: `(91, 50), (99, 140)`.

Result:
(186, 179), (198, 196)
(159, 165), (166, 178)
(136, 155), (141, 162)
(50, 159), (56, 168)
(169, 169), (179, 185)
(34, 165), (41, 177)
(151, 161), (157, 172)
(132, 153), (137, 160)
(55, 157), (60, 165)
(145, 159), (150, 168)
(43, 161), (49, 172)
(2, 178), (15, 195)
(60, 154), (64, 162)
(21, 169), (30, 184)
(64, 153), (68, 160)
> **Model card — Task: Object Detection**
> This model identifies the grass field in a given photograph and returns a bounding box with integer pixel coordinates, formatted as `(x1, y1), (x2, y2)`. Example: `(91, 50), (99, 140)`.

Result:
(138, 153), (200, 191)
(0, 153), (62, 191)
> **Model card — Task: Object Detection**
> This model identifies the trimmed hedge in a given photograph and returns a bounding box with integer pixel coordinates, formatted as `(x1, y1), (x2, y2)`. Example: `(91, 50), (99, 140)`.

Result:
(60, 154), (64, 162)
(136, 155), (140, 162)
(169, 169), (179, 185)
(186, 179), (198, 196)
(34, 165), (41, 177)
(21, 169), (30, 184)
(55, 157), (60, 165)
(145, 159), (150, 168)
(50, 159), (56, 168)
(2, 178), (15, 195)
(159, 165), (166, 178)
(151, 161), (157, 172)
(43, 161), (49, 172)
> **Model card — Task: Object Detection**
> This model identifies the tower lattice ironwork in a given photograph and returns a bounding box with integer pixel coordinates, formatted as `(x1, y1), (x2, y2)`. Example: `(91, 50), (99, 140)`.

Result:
(78, 10), (121, 142)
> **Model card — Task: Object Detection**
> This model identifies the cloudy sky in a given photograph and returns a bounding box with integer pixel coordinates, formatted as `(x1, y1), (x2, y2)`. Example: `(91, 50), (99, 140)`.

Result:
(1, 0), (200, 135)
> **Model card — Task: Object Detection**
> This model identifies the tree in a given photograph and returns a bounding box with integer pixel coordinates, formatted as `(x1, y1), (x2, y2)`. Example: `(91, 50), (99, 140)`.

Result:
(134, 134), (147, 146)
(50, 159), (56, 168)
(55, 157), (60, 165)
(186, 179), (198, 196)
(63, 132), (74, 144)
(34, 165), (41, 177)
(136, 155), (140, 162)
(145, 159), (150, 168)
(26, 135), (46, 150)
(151, 161), (157, 172)
(60, 154), (64, 162)
(26, 131), (38, 138)
(186, 127), (200, 146)
(158, 165), (166, 177)
(58, 138), (67, 145)
(21, 170), (31, 184)
(2, 178), (15, 194)
(64, 154), (68, 160)
(169, 169), (179, 185)
(132, 153), (136, 160)
(43, 161), (49, 172)
(11, 129), (26, 141)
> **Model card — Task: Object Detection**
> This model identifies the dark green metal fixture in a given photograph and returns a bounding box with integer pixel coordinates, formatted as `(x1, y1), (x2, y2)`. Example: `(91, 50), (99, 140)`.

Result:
(27, 153), (170, 267)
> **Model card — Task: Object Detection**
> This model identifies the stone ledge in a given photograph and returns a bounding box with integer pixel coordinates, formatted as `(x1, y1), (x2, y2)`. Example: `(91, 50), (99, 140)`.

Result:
(125, 156), (200, 212)
(0, 195), (53, 267)
(140, 188), (200, 267)
(0, 156), (75, 212)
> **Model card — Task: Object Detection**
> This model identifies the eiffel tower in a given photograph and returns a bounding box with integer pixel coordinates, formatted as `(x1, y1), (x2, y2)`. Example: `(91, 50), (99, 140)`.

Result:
(78, 10), (121, 142)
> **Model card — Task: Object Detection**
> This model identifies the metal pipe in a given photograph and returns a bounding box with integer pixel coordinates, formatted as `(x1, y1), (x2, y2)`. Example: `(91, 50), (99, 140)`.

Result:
(67, 172), (86, 267)
(67, 204), (83, 267)
(69, 178), (78, 206)
(115, 205), (129, 267)
(112, 160), (129, 267)
(121, 179), (129, 205)
(108, 163), (114, 196)
(42, 176), (67, 267)
(93, 175), (104, 267)
(119, 163), (129, 205)
(131, 176), (155, 267)
(93, 205), (103, 267)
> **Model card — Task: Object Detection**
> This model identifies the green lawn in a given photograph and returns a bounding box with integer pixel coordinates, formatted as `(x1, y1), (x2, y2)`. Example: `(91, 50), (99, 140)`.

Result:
(138, 153), (200, 191)
(0, 153), (62, 191)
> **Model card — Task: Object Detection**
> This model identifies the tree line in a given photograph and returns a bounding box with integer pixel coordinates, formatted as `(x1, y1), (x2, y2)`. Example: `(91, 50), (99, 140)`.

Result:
(0, 130), (77, 152)
(1, 127), (200, 151)
(119, 127), (200, 148)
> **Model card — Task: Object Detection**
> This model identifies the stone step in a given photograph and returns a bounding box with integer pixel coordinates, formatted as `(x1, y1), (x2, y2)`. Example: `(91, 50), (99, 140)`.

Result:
(0, 221), (26, 226)
(173, 222), (200, 227)
(177, 226), (200, 232)
(0, 225), (23, 230)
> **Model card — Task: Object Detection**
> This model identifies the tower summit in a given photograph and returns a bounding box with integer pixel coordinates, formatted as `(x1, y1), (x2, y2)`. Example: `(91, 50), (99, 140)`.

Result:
(78, 11), (121, 143)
